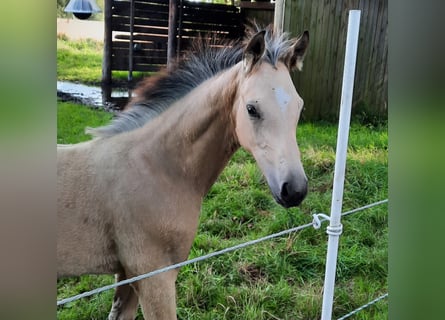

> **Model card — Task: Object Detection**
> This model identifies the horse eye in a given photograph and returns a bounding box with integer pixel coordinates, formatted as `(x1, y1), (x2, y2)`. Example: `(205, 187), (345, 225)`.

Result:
(246, 104), (260, 119)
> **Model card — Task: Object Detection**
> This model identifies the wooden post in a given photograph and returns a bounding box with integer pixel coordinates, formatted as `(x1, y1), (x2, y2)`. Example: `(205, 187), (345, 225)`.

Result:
(176, 0), (183, 60)
(167, 0), (178, 71)
(128, 0), (135, 81)
(102, 0), (112, 84)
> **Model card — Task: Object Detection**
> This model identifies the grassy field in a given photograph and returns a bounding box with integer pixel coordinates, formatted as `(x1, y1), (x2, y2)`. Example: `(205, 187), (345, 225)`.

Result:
(57, 35), (104, 84)
(57, 37), (387, 319)
(56, 102), (388, 319)
(57, 35), (148, 85)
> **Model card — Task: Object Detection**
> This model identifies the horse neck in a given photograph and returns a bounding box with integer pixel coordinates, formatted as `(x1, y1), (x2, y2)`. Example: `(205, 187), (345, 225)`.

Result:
(139, 63), (242, 196)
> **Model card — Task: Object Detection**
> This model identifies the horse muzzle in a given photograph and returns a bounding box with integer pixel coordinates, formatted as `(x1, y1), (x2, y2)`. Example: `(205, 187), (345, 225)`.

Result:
(271, 177), (308, 208)
(253, 151), (308, 208)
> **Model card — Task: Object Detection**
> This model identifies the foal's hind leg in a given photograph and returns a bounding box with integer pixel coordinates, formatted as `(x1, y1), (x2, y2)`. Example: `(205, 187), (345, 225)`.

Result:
(108, 272), (139, 320)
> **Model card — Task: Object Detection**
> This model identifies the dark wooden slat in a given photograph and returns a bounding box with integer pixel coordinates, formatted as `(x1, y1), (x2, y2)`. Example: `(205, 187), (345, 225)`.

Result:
(179, 29), (235, 38)
(113, 50), (168, 59)
(114, 34), (168, 45)
(113, 32), (168, 42)
(112, 43), (168, 54)
(184, 2), (238, 12)
(173, 33), (235, 43)
(112, 21), (169, 33)
(112, 15), (169, 25)
(132, 0), (168, 5)
(112, 61), (163, 72)
(181, 13), (240, 25)
(112, 52), (167, 65)
(112, 3), (168, 22)
(113, 11), (169, 22)
(113, 1), (168, 8)
(179, 22), (241, 34)
(113, 26), (169, 36)
(177, 38), (237, 50)
(183, 2), (237, 10)
(181, 6), (239, 16)
(238, 2), (274, 10)
(113, 8), (168, 20)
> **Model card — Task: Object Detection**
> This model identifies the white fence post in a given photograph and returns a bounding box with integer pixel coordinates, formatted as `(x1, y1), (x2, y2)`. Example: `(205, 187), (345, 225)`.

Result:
(273, 0), (285, 34)
(320, 10), (361, 320)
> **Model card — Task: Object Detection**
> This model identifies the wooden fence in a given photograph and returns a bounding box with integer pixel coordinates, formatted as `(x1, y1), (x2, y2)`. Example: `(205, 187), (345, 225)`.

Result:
(102, 0), (244, 82)
(101, 0), (387, 122)
(284, 0), (388, 121)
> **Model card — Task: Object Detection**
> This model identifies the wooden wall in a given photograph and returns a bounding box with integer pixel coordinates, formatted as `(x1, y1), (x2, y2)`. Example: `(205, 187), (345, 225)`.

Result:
(283, 0), (388, 122)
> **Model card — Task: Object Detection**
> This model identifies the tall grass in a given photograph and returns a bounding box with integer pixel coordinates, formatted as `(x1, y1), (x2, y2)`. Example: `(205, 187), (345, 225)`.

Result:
(56, 102), (387, 319)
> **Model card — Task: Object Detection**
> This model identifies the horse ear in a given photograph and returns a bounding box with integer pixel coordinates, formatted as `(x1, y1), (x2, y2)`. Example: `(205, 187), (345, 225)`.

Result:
(287, 31), (309, 71)
(243, 30), (266, 73)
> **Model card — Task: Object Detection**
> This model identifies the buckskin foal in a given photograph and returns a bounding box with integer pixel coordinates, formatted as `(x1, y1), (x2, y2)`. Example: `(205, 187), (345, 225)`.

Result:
(58, 25), (309, 319)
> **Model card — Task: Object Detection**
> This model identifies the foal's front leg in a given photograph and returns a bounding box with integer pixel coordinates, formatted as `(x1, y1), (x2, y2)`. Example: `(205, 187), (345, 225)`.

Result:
(108, 272), (139, 320)
(134, 270), (179, 320)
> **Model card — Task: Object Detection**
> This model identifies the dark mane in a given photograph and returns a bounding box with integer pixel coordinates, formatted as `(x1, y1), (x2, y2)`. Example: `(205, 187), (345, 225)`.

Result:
(86, 38), (243, 138)
(87, 25), (296, 139)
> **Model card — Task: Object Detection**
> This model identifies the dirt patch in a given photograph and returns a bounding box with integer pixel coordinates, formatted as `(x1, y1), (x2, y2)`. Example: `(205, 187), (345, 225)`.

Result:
(239, 263), (268, 283)
(57, 18), (104, 41)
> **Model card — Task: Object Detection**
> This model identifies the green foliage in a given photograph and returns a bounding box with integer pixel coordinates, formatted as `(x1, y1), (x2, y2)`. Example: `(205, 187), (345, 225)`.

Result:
(56, 103), (387, 319)
(57, 0), (69, 18)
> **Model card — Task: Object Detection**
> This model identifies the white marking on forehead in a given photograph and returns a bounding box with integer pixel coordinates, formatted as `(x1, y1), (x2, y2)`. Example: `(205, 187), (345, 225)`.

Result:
(274, 87), (291, 113)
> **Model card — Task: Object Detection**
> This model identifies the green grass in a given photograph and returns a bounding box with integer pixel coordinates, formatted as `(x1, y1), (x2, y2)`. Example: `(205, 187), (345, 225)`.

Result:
(57, 37), (104, 84)
(57, 35), (150, 85)
(56, 103), (388, 319)
(57, 102), (112, 144)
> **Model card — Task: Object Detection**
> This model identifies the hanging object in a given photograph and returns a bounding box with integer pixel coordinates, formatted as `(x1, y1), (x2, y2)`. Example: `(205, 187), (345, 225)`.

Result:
(64, 0), (101, 20)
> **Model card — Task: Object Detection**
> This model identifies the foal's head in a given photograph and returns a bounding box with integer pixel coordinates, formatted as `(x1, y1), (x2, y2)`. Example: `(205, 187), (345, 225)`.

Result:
(234, 28), (309, 208)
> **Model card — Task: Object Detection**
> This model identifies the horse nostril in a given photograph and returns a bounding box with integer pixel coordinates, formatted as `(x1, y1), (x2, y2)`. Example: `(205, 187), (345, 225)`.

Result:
(279, 181), (307, 207)
(281, 182), (290, 198)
